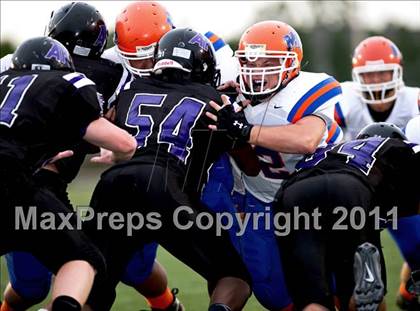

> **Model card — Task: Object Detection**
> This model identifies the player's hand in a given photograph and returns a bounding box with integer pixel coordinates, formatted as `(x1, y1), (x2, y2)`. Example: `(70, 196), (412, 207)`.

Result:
(49, 150), (74, 163)
(42, 150), (74, 173)
(217, 80), (240, 92)
(207, 95), (253, 143)
(104, 106), (116, 122)
(217, 81), (251, 108)
(217, 80), (240, 98)
(42, 163), (59, 173)
(206, 94), (232, 127)
(90, 148), (116, 165)
(235, 93), (251, 108)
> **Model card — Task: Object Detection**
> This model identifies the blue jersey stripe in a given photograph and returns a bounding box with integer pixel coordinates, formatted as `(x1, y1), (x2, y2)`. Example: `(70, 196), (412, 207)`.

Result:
(212, 38), (226, 51)
(287, 77), (336, 122)
(330, 125), (342, 143)
(334, 102), (346, 127)
(304, 86), (342, 116)
(68, 74), (85, 85)
(204, 31), (214, 39)
(289, 85), (342, 123)
(204, 31), (226, 51)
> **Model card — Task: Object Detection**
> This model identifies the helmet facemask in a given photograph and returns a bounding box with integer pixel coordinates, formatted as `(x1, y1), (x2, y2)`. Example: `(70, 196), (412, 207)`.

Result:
(352, 62), (403, 105)
(235, 48), (299, 96)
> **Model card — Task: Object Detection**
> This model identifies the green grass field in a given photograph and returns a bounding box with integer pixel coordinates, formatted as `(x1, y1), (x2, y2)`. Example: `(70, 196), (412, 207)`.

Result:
(0, 162), (405, 310)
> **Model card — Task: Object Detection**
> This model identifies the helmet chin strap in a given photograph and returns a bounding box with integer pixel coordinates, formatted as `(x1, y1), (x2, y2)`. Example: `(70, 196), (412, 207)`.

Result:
(243, 88), (277, 106)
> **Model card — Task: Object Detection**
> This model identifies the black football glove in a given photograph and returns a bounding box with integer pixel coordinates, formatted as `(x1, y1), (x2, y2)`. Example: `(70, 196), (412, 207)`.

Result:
(217, 104), (253, 143)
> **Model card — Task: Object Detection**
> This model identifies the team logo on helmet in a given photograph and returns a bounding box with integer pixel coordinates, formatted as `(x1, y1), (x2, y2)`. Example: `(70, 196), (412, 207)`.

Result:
(188, 33), (209, 51)
(284, 31), (301, 51)
(93, 24), (107, 48)
(45, 41), (70, 65)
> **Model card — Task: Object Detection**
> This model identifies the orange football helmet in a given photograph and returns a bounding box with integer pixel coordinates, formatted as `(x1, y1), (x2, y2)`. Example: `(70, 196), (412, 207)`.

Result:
(235, 20), (303, 96)
(352, 36), (403, 104)
(114, 1), (174, 76)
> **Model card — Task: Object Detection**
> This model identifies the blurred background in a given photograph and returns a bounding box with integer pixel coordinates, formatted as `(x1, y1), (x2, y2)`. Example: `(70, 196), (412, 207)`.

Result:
(1, 1), (419, 310)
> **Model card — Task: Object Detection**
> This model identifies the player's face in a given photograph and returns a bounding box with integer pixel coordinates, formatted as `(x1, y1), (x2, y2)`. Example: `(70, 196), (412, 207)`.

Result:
(360, 70), (393, 84)
(241, 57), (280, 92)
(129, 58), (154, 70)
(360, 70), (396, 106)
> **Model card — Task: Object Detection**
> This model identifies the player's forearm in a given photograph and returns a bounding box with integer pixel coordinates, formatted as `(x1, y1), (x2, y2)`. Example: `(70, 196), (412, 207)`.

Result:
(84, 117), (136, 160)
(249, 117), (325, 154)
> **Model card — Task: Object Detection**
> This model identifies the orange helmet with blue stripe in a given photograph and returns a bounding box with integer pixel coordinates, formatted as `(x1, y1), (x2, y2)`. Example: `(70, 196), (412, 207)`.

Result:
(235, 20), (303, 96)
(352, 36), (403, 105)
(114, 1), (174, 76)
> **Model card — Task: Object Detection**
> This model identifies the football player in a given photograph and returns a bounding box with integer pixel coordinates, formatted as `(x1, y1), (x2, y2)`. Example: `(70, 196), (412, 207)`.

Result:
(334, 36), (420, 311)
(0, 36), (136, 311)
(101, 3), (240, 310)
(203, 20), (343, 310)
(335, 36), (419, 140)
(1, 3), (183, 311)
(274, 122), (420, 311)
(100, 3), (187, 310)
(0, 3), (122, 311)
(84, 28), (252, 311)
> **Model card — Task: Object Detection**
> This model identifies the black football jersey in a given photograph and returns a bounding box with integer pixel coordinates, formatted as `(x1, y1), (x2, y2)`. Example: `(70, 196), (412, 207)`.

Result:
(0, 69), (101, 171)
(114, 77), (235, 191)
(73, 55), (124, 108)
(52, 56), (125, 183)
(294, 138), (420, 216)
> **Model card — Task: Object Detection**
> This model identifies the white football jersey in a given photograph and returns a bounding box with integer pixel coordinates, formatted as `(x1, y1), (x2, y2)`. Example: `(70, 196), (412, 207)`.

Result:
(213, 44), (239, 84)
(336, 81), (420, 139)
(101, 46), (121, 64)
(405, 115), (420, 144)
(99, 47), (133, 108)
(0, 54), (13, 73)
(232, 71), (344, 203)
